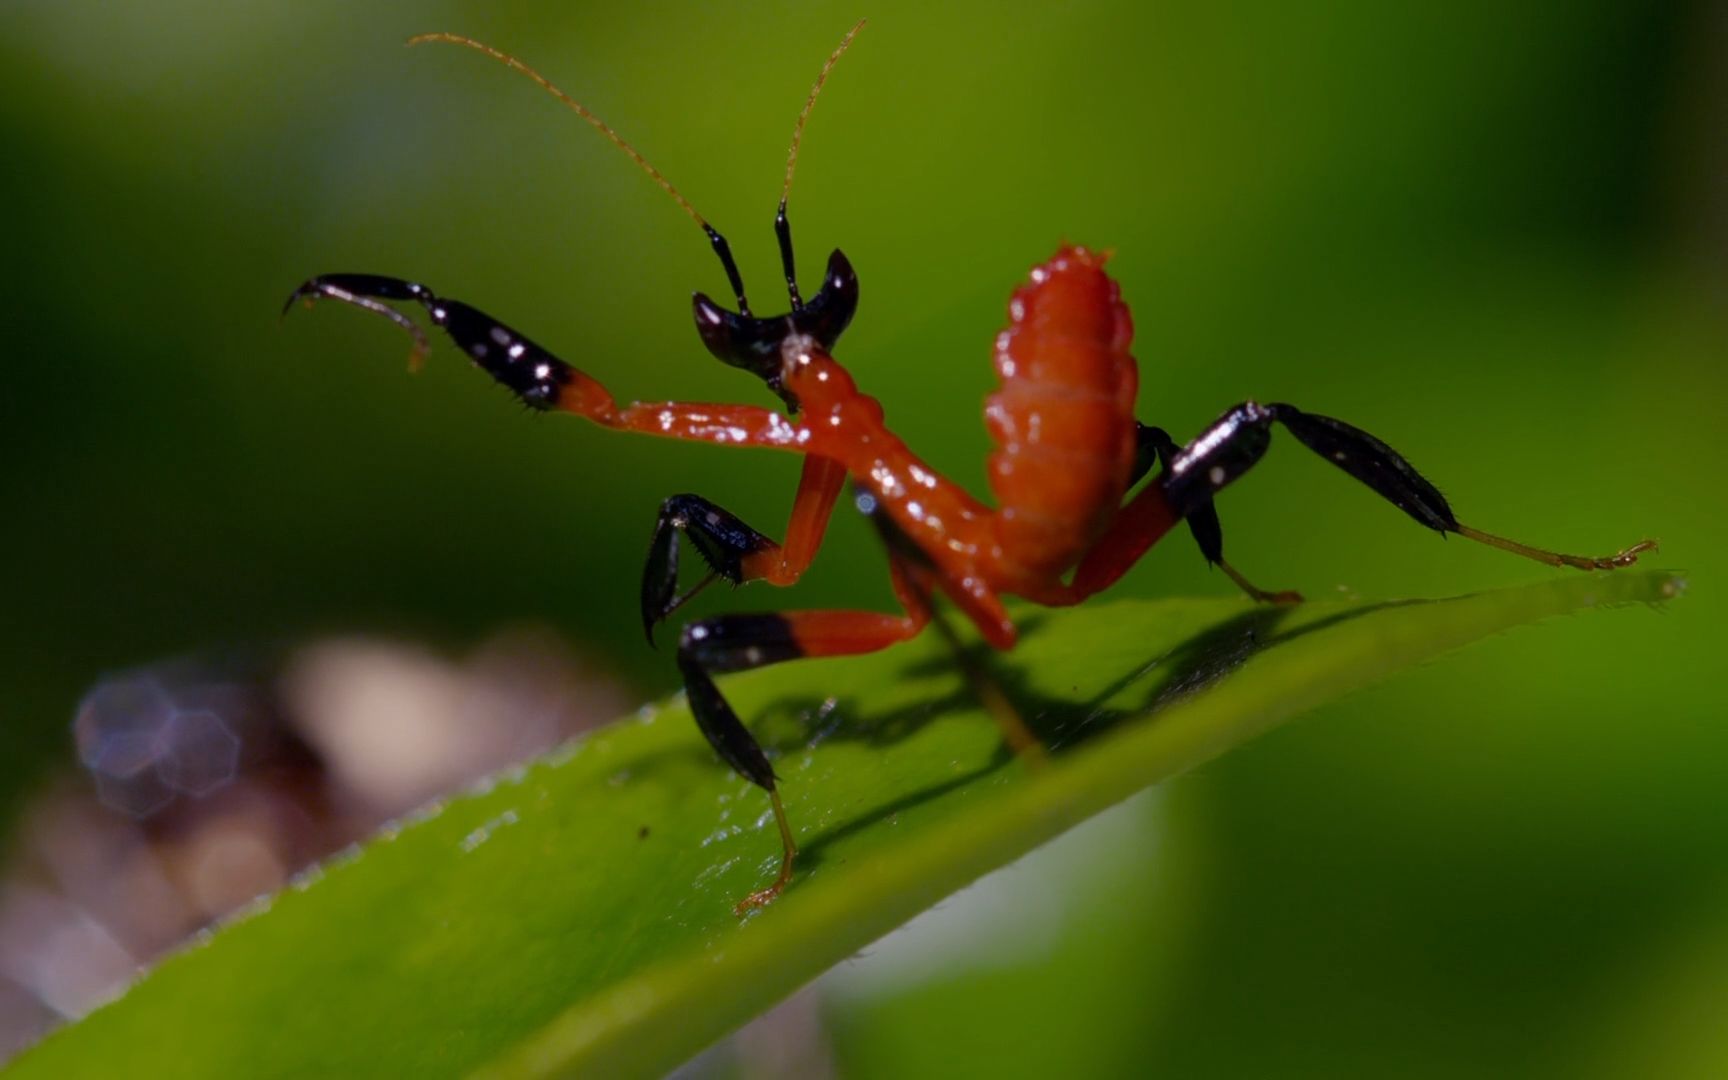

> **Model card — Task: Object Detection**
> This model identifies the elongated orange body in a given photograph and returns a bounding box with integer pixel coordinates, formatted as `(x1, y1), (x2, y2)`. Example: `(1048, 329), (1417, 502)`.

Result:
(984, 246), (1139, 589)
(761, 245), (1148, 647)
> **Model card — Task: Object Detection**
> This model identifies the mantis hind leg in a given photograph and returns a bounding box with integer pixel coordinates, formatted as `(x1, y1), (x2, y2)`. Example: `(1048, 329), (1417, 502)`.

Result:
(1132, 423), (1302, 605)
(1059, 403), (1653, 605)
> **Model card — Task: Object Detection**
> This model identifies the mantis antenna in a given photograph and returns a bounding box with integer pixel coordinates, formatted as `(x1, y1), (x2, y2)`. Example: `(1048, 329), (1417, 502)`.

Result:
(408, 21), (866, 316)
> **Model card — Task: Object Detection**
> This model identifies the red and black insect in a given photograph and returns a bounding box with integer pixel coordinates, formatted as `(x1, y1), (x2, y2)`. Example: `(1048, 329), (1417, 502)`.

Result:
(285, 24), (1654, 912)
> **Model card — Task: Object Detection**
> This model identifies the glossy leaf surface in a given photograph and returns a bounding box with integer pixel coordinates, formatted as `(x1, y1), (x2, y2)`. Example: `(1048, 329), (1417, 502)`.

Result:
(7, 572), (1681, 1079)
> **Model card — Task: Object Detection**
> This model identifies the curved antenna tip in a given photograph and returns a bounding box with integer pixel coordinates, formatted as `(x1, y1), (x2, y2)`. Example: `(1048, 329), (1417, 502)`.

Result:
(405, 32), (460, 48)
(781, 19), (868, 207)
(400, 31), (711, 232)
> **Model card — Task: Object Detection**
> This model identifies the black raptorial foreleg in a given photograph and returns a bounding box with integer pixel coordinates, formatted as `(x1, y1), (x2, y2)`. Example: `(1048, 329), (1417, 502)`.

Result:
(1157, 402), (1654, 572)
(1131, 421), (1302, 604)
(283, 274), (575, 408)
(641, 495), (776, 644)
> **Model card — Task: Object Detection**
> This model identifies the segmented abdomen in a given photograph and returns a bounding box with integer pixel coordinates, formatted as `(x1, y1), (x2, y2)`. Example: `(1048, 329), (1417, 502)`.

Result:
(984, 245), (1138, 584)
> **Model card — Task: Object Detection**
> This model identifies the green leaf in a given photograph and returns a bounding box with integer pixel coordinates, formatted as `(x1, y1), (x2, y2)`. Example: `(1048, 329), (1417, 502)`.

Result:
(7, 572), (1681, 1079)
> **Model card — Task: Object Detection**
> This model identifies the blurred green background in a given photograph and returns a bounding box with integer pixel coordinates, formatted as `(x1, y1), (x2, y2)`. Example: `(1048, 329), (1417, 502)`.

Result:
(3, 1), (1724, 1076)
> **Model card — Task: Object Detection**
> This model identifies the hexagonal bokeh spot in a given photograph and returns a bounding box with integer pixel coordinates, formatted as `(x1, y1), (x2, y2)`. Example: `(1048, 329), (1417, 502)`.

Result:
(73, 673), (172, 772)
(157, 709), (241, 797)
(75, 673), (179, 818)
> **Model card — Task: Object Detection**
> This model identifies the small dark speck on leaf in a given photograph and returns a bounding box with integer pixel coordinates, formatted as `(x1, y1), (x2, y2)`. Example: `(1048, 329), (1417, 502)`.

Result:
(638, 825), (651, 840)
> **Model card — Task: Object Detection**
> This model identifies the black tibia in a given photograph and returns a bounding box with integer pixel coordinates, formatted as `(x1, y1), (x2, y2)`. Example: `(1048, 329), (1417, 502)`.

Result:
(1158, 401), (1649, 573)
(677, 614), (803, 789)
(1135, 423), (1227, 565)
(1141, 421), (1301, 605)
(1269, 404), (1458, 533)
(283, 274), (574, 409)
(641, 495), (775, 644)
(282, 272), (425, 309)
(1157, 403), (1277, 520)
(1159, 402), (1457, 536)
